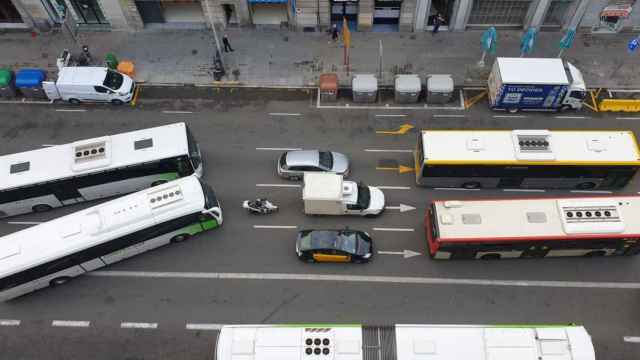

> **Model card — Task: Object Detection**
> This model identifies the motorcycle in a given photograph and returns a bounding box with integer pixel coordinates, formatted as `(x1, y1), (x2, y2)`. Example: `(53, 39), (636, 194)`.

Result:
(242, 198), (279, 215)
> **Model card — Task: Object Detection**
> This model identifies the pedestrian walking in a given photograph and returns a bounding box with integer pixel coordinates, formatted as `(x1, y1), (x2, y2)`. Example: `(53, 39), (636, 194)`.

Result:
(330, 24), (339, 42)
(222, 34), (234, 52)
(432, 13), (445, 35)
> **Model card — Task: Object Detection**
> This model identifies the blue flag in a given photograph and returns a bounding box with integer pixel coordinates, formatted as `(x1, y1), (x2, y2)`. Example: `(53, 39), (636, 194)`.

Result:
(559, 28), (576, 50)
(481, 27), (498, 54)
(629, 37), (639, 53)
(520, 28), (537, 55)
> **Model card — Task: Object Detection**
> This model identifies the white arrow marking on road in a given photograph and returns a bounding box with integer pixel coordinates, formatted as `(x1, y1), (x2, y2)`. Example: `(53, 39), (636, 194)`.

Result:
(52, 320), (90, 328)
(375, 186), (411, 190)
(186, 323), (224, 330)
(0, 320), (20, 326)
(624, 336), (640, 343)
(378, 250), (422, 258)
(253, 225), (298, 229)
(373, 227), (414, 232)
(385, 204), (416, 213)
(121, 322), (158, 329)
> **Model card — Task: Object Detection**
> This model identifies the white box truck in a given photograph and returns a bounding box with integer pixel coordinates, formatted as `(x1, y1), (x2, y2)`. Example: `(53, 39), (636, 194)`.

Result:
(303, 173), (385, 217)
(42, 67), (136, 105)
(488, 57), (587, 113)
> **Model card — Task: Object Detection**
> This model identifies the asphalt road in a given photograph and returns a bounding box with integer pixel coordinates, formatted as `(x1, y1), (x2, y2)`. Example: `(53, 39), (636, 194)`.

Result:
(0, 95), (639, 360)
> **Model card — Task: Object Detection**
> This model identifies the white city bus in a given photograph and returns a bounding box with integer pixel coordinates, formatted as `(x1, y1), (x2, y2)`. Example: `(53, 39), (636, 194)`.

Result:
(0, 122), (203, 218)
(216, 324), (595, 360)
(415, 129), (640, 189)
(0, 175), (222, 301)
(426, 196), (640, 260)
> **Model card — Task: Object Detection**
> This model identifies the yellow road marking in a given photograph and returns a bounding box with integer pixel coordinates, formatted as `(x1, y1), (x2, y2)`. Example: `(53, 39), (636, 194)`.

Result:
(375, 124), (414, 135)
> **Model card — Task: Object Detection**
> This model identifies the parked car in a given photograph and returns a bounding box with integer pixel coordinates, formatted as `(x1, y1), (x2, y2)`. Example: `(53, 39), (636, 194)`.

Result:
(277, 150), (349, 180)
(296, 229), (373, 263)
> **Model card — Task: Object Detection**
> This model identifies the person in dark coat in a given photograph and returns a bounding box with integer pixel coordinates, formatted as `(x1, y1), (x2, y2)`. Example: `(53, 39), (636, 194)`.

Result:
(331, 24), (339, 42)
(223, 34), (234, 52)
(432, 13), (445, 35)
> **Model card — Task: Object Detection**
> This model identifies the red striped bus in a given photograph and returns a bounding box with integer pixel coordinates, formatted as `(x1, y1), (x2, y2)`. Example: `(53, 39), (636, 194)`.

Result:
(425, 196), (640, 260)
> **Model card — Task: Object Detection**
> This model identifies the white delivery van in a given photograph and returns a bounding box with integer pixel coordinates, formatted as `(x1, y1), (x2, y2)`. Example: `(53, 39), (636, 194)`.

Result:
(42, 67), (135, 105)
(303, 173), (385, 217)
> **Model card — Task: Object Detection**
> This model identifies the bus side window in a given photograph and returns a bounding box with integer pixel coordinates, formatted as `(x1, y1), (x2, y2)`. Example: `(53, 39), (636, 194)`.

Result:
(176, 157), (194, 176)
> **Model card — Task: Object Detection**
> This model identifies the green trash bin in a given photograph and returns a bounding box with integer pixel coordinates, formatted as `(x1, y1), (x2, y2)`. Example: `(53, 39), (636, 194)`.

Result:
(0, 69), (16, 98)
(105, 53), (119, 70)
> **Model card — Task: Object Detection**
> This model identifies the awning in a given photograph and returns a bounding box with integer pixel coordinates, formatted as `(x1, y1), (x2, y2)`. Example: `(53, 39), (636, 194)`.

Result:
(249, 0), (288, 3)
(601, 4), (634, 18)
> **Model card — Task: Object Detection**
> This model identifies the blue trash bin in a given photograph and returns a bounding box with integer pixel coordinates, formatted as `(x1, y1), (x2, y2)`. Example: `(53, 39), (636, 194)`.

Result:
(15, 69), (47, 99)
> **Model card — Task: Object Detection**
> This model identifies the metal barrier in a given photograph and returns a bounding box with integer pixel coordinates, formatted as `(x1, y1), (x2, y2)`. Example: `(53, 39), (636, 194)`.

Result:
(599, 99), (640, 112)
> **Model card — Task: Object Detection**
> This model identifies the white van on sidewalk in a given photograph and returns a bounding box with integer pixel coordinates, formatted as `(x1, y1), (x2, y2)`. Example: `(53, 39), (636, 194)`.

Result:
(43, 67), (136, 105)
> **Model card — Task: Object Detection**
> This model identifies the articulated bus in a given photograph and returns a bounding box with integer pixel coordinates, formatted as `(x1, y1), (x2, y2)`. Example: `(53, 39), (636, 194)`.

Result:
(0, 175), (222, 301)
(414, 129), (640, 189)
(215, 324), (595, 360)
(0, 122), (203, 218)
(426, 196), (640, 260)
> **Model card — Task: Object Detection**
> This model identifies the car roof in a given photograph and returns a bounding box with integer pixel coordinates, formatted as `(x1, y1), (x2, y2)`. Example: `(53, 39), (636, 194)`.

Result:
(298, 229), (366, 251)
(285, 150), (320, 167)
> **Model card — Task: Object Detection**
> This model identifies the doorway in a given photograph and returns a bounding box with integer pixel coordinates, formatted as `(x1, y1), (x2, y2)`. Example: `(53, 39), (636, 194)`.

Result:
(331, 0), (358, 31)
(68, 0), (108, 24)
(426, 0), (454, 30)
(0, 1), (23, 23)
(222, 4), (238, 25)
(372, 0), (401, 32)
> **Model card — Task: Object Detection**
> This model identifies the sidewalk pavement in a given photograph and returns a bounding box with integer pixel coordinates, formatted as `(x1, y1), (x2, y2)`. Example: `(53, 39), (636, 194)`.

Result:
(0, 28), (638, 89)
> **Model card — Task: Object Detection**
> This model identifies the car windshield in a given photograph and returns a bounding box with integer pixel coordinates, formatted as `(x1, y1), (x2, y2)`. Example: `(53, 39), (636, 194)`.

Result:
(103, 70), (124, 90)
(336, 231), (358, 254)
(318, 151), (333, 169)
(357, 183), (370, 208)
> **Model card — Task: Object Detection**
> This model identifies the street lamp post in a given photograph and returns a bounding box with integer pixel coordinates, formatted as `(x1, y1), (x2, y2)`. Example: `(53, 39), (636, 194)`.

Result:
(203, 0), (225, 80)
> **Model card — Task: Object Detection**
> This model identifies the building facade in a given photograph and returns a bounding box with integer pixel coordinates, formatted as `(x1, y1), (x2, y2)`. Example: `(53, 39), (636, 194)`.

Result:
(6, 0), (640, 33)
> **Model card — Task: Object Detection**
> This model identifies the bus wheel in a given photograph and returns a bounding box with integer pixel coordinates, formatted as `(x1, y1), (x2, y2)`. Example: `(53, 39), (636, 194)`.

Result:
(584, 250), (606, 257)
(32, 204), (52, 213)
(576, 182), (596, 190)
(50, 276), (71, 286)
(461, 182), (481, 189)
(480, 253), (501, 260)
(170, 234), (190, 243)
(151, 180), (168, 187)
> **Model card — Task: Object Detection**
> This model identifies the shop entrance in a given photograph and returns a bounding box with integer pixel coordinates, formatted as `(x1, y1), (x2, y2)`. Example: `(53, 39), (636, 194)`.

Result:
(222, 4), (239, 26)
(373, 0), (401, 32)
(0, 1), (22, 23)
(331, 0), (358, 31)
(249, 0), (289, 27)
(426, 0), (454, 30)
(135, 0), (206, 28)
(68, 0), (108, 24)
(467, 0), (533, 28)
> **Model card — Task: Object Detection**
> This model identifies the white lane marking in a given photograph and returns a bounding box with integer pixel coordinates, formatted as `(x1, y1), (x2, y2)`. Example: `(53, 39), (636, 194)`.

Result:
(256, 184), (301, 188)
(624, 336), (640, 343)
(269, 113), (301, 116)
(571, 190), (613, 194)
(364, 149), (413, 153)
(89, 271), (640, 289)
(372, 227), (415, 232)
(121, 322), (158, 329)
(52, 320), (90, 328)
(616, 117), (640, 120)
(186, 323), (224, 331)
(503, 189), (546, 193)
(162, 110), (193, 114)
(7, 221), (42, 225)
(55, 109), (87, 112)
(385, 204), (416, 212)
(434, 188), (480, 191)
(374, 114), (407, 117)
(253, 225), (298, 229)
(375, 186), (411, 190)
(555, 116), (589, 119)
(493, 115), (527, 118)
(42, 144), (57, 147)
(256, 147), (302, 151)
(433, 114), (465, 118)
(0, 320), (20, 326)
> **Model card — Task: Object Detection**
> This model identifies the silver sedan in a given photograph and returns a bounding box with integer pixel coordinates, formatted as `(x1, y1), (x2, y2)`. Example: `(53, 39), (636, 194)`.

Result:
(277, 150), (350, 180)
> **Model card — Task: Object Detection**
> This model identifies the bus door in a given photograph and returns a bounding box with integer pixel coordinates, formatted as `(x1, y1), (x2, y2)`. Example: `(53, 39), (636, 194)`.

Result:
(51, 182), (84, 205)
(522, 244), (550, 258)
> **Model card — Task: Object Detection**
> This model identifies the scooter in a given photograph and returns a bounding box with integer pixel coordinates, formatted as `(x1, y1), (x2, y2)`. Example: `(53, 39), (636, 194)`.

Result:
(242, 198), (279, 215)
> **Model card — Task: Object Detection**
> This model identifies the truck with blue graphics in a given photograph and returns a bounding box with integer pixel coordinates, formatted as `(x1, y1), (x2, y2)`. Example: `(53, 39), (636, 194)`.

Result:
(488, 57), (587, 113)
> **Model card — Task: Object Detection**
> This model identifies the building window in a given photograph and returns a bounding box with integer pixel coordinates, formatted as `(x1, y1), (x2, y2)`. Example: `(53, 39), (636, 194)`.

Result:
(543, 0), (574, 27)
(467, 0), (532, 26)
(69, 0), (108, 24)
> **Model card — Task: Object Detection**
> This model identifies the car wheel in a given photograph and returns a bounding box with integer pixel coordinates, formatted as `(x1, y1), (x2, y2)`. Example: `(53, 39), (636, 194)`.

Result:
(111, 99), (124, 106)
(461, 182), (481, 189)
(508, 108), (519, 113)
(304, 256), (315, 263)
(290, 175), (302, 181)
(364, 213), (378, 218)
(170, 234), (190, 243)
(68, 98), (81, 104)
(50, 276), (71, 286)
(480, 253), (501, 260)
(584, 250), (606, 257)
(576, 182), (596, 190)
(32, 204), (53, 213)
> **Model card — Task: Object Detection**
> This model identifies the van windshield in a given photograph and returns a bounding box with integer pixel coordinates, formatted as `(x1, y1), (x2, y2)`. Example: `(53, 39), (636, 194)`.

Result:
(103, 70), (124, 90)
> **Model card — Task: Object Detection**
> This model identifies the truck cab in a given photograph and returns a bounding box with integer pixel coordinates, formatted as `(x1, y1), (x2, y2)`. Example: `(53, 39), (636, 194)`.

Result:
(342, 181), (385, 216)
(562, 62), (587, 110)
